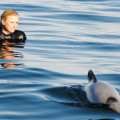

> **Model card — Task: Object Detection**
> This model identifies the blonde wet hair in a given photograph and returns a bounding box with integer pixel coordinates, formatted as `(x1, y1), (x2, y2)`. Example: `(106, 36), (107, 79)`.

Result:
(1, 9), (18, 20)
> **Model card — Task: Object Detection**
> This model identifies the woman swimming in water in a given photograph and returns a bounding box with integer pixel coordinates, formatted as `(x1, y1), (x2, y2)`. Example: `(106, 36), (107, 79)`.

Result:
(0, 9), (26, 43)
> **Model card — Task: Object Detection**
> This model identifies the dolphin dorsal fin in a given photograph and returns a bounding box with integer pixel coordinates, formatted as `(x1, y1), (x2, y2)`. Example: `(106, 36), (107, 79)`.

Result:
(88, 69), (97, 83)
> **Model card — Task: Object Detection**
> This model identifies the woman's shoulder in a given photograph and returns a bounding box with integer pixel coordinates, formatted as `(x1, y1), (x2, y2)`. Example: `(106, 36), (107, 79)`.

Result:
(14, 30), (26, 36)
(14, 30), (27, 42)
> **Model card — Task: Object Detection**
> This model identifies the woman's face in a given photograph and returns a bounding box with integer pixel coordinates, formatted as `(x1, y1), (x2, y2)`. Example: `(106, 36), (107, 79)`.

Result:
(2, 15), (19, 34)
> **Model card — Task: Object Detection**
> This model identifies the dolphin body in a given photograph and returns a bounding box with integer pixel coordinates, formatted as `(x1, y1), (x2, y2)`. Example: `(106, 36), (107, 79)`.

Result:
(84, 70), (120, 113)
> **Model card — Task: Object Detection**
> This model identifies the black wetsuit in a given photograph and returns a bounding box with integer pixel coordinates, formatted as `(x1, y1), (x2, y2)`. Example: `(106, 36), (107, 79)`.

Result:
(0, 30), (26, 43)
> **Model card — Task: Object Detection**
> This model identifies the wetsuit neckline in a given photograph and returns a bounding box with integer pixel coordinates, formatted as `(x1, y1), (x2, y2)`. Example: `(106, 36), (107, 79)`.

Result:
(2, 31), (12, 36)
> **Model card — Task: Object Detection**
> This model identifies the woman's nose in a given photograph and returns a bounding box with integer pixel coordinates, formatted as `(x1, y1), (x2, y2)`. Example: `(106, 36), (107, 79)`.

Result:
(13, 23), (18, 28)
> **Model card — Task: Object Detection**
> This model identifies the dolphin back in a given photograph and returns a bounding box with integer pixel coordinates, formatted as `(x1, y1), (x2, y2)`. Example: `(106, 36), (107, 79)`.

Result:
(88, 69), (97, 83)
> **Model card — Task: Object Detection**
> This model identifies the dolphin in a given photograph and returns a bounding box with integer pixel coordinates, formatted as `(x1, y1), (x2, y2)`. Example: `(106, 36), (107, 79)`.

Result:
(84, 69), (120, 113)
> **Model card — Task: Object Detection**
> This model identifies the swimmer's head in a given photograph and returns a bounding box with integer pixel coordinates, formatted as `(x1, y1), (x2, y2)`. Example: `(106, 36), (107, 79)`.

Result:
(1, 9), (19, 34)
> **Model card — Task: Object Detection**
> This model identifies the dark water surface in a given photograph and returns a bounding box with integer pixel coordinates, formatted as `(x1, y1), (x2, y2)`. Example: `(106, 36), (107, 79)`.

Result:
(0, 0), (120, 119)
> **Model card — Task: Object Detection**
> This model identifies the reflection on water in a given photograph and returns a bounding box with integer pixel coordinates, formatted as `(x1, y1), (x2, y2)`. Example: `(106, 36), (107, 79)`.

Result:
(0, 40), (25, 69)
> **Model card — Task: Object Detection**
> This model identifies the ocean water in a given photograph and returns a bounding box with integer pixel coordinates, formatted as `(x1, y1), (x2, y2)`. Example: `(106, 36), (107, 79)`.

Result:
(0, 0), (120, 119)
